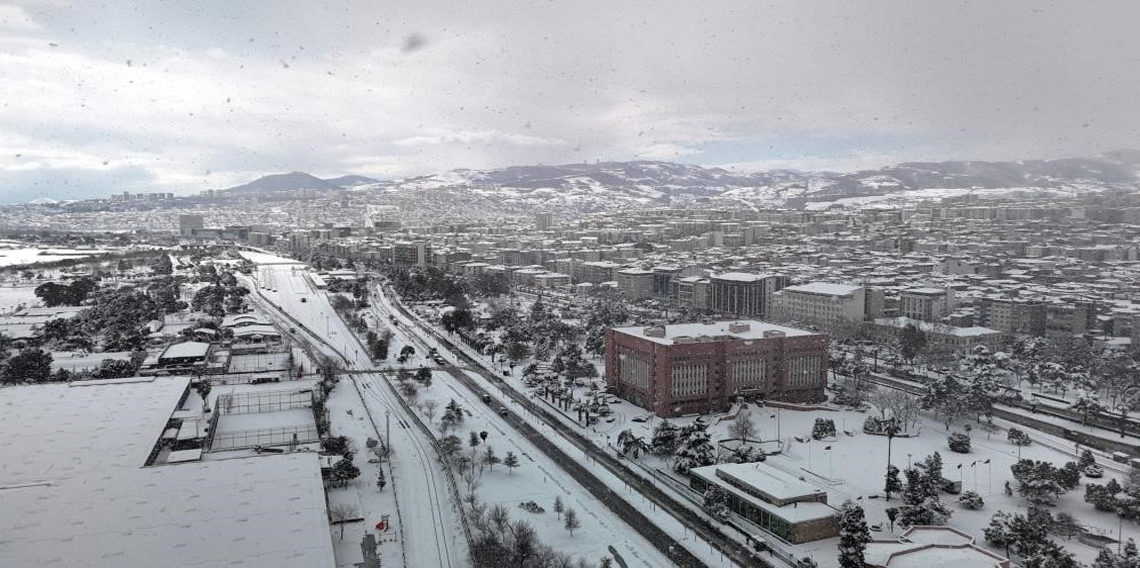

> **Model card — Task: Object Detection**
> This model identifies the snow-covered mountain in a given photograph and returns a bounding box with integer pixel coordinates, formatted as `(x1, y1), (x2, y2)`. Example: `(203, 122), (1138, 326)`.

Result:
(221, 151), (1140, 212)
(361, 152), (1140, 212)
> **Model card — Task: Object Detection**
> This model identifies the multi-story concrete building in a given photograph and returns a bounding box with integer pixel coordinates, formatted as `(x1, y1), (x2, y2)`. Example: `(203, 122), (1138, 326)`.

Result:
(709, 272), (787, 318)
(575, 261), (620, 284)
(677, 276), (710, 310)
(773, 282), (866, 328)
(534, 212), (553, 231)
(604, 320), (827, 417)
(899, 287), (954, 322)
(977, 297), (1047, 336)
(392, 240), (431, 267)
(652, 265), (682, 298)
(616, 268), (654, 300)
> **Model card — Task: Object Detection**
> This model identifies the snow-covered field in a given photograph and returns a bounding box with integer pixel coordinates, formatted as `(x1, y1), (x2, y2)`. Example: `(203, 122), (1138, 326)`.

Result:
(0, 244), (109, 267)
(0, 285), (40, 312)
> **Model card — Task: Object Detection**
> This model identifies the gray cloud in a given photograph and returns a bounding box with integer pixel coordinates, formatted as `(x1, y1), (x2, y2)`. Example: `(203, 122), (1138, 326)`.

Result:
(2, 0), (1139, 201)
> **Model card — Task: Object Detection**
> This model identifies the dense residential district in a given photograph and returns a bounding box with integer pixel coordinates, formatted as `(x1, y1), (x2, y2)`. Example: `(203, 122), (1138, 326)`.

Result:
(5, 182), (1140, 568)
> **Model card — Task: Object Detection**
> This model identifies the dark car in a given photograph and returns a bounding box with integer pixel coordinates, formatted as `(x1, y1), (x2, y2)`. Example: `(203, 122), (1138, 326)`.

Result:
(499, 406), (509, 417)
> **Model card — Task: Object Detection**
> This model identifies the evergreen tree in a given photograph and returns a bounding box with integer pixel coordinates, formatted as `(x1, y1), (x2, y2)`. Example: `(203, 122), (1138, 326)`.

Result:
(563, 508), (580, 536)
(331, 456), (361, 487)
(553, 496), (564, 519)
(650, 420), (680, 455)
(1078, 449), (1097, 470)
(1011, 459), (1065, 505)
(703, 486), (731, 520)
(503, 451), (520, 474)
(672, 429), (716, 474)
(838, 500), (871, 568)
(884, 465), (902, 500)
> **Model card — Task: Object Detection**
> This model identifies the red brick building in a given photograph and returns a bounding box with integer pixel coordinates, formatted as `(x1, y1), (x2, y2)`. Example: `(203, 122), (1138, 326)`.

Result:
(604, 320), (828, 417)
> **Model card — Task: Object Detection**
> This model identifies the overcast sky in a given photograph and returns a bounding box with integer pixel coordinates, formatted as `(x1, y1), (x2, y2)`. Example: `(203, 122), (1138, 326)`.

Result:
(1, 1), (1139, 202)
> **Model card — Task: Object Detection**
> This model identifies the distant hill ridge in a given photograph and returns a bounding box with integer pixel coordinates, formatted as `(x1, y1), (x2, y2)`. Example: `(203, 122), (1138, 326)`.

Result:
(218, 150), (1140, 209)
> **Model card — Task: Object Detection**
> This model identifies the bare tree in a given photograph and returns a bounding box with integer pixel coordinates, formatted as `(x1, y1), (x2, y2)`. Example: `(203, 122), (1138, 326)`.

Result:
(329, 503), (359, 540)
(728, 410), (758, 442)
(421, 399), (439, 422)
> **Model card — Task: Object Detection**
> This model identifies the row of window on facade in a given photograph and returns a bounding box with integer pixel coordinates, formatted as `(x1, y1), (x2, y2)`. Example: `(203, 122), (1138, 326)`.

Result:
(617, 353), (822, 396)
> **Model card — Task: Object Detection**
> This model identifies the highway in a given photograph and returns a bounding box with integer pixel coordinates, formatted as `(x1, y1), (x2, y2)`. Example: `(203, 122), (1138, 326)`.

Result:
(244, 265), (464, 568)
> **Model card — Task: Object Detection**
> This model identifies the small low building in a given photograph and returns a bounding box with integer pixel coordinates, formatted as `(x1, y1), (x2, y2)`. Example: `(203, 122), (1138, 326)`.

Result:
(688, 462), (838, 544)
(142, 341), (212, 375)
(869, 317), (1004, 351)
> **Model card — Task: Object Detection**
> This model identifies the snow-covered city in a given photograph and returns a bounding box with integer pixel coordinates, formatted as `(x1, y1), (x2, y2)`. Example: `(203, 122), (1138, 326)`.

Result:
(5, 2), (1140, 568)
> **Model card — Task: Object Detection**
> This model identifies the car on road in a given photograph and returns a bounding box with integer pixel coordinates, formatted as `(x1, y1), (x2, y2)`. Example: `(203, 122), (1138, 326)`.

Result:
(498, 406), (509, 417)
(481, 394), (492, 404)
(631, 416), (648, 423)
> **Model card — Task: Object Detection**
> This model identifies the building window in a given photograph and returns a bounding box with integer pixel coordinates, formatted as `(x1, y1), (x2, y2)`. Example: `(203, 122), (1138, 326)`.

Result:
(618, 354), (650, 390)
(730, 359), (766, 387)
(788, 355), (821, 387)
(671, 363), (709, 397)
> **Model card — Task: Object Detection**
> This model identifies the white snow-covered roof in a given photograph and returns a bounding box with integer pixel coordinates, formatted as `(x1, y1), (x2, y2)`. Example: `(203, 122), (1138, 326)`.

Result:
(612, 320), (817, 345)
(232, 324), (281, 337)
(712, 271), (772, 282)
(706, 462), (826, 502)
(901, 287), (947, 296)
(160, 341), (211, 360)
(0, 453), (334, 568)
(865, 526), (1007, 568)
(780, 282), (863, 297)
(689, 464), (836, 524)
(222, 313), (269, 328)
(0, 376), (189, 485)
(873, 317), (1000, 337)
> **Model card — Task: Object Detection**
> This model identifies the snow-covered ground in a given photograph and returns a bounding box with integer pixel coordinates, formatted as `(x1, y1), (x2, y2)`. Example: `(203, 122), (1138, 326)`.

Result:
(0, 285), (40, 312)
(384, 285), (1139, 568)
(373, 282), (745, 567)
(0, 245), (109, 267)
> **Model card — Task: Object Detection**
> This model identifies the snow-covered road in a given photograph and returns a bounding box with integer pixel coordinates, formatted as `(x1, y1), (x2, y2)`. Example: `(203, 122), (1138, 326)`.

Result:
(243, 265), (466, 568)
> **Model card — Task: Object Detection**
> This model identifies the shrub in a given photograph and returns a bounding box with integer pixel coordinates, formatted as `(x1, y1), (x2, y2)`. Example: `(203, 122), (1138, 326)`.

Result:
(958, 491), (985, 510)
(812, 418), (837, 440)
(948, 432), (971, 453)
